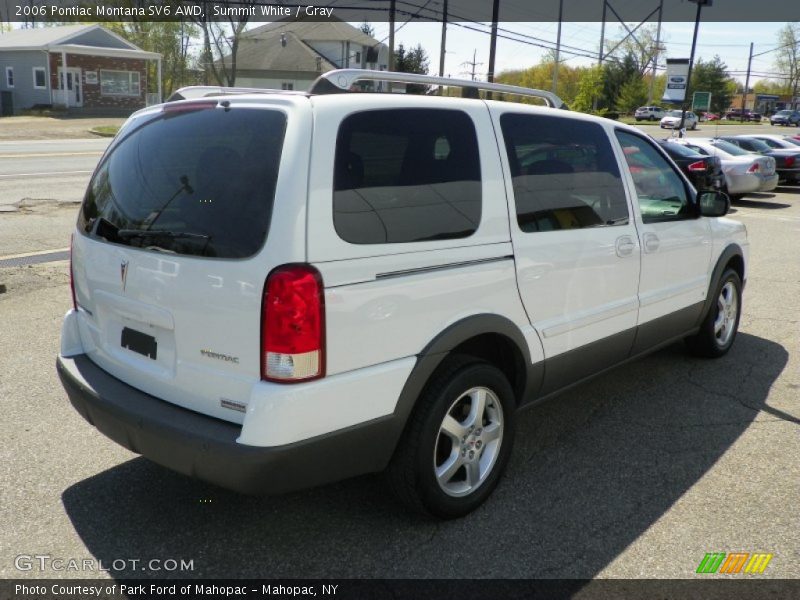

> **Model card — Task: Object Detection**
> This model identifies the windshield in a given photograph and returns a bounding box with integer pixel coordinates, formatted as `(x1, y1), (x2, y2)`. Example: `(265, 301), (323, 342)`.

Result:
(79, 105), (287, 258)
(776, 110), (791, 116)
(668, 110), (683, 117)
(710, 140), (750, 156)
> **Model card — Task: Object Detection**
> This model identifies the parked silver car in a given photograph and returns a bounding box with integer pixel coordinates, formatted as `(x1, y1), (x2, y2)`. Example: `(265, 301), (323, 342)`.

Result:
(666, 137), (778, 199)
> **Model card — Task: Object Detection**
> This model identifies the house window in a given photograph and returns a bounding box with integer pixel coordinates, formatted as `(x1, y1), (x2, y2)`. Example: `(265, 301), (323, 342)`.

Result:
(355, 52), (361, 64)
(281, 82), (294, 90)
(100, 70), (141, 96)
(5, 67), (14, 88)
(33, 67), (46, 89)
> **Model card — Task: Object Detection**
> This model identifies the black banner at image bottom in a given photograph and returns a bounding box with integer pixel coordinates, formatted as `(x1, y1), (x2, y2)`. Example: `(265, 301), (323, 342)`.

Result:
(3, 579), (800, 600)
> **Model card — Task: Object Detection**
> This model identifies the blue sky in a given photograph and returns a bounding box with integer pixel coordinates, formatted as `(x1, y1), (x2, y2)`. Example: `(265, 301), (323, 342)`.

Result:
(370, 21), (790, 83)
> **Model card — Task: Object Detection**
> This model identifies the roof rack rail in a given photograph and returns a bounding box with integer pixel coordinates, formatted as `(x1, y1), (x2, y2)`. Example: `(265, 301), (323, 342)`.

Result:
(166, 86), (305, 102)
(309, 69), (567, 109)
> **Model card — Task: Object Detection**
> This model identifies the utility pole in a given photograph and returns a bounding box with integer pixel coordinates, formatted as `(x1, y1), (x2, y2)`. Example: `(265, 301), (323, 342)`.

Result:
(741, 42), (753, 122)
(388, 0), (395, 72)
(487, 0), (500, 83)
(439, 0), (448, 77)
(598, 0), (607, 67)
(462, 50), (482, 81)
(648, 0), (664, 104)
(388, 0), (395, 92)
(679, 0), (710, 136)
(552, 0), (564, 94)
(438, 0), (448, 95)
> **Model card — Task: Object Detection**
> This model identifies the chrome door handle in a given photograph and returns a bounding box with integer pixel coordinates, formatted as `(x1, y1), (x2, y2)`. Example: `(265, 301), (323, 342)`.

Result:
(643, 232), (660, 253)
(615, 235), (636, 257)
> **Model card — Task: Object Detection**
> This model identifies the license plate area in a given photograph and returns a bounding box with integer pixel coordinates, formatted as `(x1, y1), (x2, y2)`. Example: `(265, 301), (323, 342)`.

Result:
(121, 327), (157, 360)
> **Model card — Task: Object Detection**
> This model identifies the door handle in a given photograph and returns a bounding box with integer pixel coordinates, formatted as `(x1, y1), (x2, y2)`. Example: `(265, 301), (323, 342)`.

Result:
(615, 235), (636, 257)
(643, 232), (660, 253)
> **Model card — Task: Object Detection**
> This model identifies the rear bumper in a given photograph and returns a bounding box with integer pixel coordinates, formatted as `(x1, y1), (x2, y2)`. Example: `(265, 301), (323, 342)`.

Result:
(758, 174), (779, 192)
(57, 354), (401, 495)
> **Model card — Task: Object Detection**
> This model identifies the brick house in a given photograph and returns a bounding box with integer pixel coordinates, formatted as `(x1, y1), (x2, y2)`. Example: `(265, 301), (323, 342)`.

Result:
(0, 24), (161, 115)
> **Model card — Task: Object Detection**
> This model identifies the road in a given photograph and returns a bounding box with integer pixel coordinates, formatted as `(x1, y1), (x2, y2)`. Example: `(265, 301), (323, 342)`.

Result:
(0, 123), (798, 582)
(0, 138), (110, 209)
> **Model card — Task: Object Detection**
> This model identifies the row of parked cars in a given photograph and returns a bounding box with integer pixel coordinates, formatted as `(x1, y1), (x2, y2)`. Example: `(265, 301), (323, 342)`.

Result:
(659, 134), (800, 199)
(636, 105), (800, 128)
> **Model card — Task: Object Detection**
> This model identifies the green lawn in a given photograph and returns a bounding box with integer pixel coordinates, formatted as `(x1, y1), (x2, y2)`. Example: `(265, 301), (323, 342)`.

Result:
(89, 125), (120, 137)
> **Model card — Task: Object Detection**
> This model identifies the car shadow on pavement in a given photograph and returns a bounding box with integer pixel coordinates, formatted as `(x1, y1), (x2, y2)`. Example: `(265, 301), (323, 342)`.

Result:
(735, 195), (790, 209)
(62, 333), (787, 580)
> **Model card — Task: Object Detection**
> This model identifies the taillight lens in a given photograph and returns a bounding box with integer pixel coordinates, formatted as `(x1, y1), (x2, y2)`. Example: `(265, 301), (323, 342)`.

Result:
(747, 163), (760, 173)
(687, 160), (707, 172)
(261, 264), (325, 383)
(69, 234), (77, 310)
(785, 156), (796, 168)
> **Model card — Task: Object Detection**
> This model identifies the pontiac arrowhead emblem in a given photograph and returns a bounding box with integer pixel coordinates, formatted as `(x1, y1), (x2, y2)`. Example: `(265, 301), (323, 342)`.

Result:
(120, 260), (129, 291)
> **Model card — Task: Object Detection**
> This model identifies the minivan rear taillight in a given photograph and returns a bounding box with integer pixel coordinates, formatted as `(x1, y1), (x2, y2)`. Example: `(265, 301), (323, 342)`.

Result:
(69, 234), (77, 310)
(747, 163), (760, 173)
(261, 265), (325, 383)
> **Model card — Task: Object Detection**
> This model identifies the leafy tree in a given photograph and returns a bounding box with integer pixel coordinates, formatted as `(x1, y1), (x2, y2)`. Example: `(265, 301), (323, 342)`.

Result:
(602, 52), (638, 109)
(394, 43), (430, 94)
(616, 77), (648, 112)
(690, 56), (735, 113)
(571, 65), (605, 113)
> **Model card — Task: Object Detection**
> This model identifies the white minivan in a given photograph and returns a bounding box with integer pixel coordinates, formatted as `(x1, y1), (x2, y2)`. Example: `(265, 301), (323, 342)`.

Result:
(58, 70), (748, 518)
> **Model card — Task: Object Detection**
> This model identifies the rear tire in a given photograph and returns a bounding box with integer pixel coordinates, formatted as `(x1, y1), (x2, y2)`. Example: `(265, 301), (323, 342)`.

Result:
(685, 269), (742, 358)
(386, 357), (516, 519)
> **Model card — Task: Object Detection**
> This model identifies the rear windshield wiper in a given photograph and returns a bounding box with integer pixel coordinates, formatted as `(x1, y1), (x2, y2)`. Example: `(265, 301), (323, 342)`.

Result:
(117, 229), (210, 242)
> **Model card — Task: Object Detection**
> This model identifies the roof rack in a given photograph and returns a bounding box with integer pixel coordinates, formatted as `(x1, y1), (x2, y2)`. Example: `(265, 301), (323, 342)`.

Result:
(166, 70), (567, 109)
(166, 86), (306, 102)
(309, 69), (567, 109)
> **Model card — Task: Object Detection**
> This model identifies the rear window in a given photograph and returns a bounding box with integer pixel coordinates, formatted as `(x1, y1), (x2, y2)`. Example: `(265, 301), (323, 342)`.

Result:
(79, 105), (287, 258)
(333, 108), (481, 244)
(661, 142), (703, 158)
(710, 140), (749, 156)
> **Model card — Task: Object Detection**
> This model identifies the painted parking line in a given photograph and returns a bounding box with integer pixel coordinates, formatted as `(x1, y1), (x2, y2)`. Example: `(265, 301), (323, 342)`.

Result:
(0, 170), (93, 178)
(0, 248), (71, 268)
(0, 151), (103, 158)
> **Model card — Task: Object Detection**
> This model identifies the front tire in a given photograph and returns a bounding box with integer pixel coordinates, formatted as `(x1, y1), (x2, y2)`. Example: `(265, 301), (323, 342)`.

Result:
(387, 358), (516, 519)
(685, 269), (742, 357)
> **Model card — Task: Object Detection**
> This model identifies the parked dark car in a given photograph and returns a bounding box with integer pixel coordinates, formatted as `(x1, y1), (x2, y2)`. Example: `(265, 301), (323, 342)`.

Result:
(769, 109), (800, 126)
(655, 139), (724, 191)
(719, 135), (800, 184)
(724, 108), (761, 122)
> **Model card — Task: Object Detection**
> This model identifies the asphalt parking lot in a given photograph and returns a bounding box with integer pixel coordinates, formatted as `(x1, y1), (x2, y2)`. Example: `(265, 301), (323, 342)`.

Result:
(0, 122), (798, 581)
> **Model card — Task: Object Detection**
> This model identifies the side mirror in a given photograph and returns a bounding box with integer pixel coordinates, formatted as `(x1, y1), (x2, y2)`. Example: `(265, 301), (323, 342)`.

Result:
(698, 190), (730, 217)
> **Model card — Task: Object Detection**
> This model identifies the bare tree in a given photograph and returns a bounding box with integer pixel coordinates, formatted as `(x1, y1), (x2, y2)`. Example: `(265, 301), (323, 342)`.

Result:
(774, 23), (800, 101)
(604, 24), (666, 76)
(189, 0), (254, 86)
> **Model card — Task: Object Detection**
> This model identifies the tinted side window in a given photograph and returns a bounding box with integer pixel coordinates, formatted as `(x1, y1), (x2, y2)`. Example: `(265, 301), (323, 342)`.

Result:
(333, 109), (481, 244)
(616, 131), (694, 224)
(500, 113), (629, 232)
